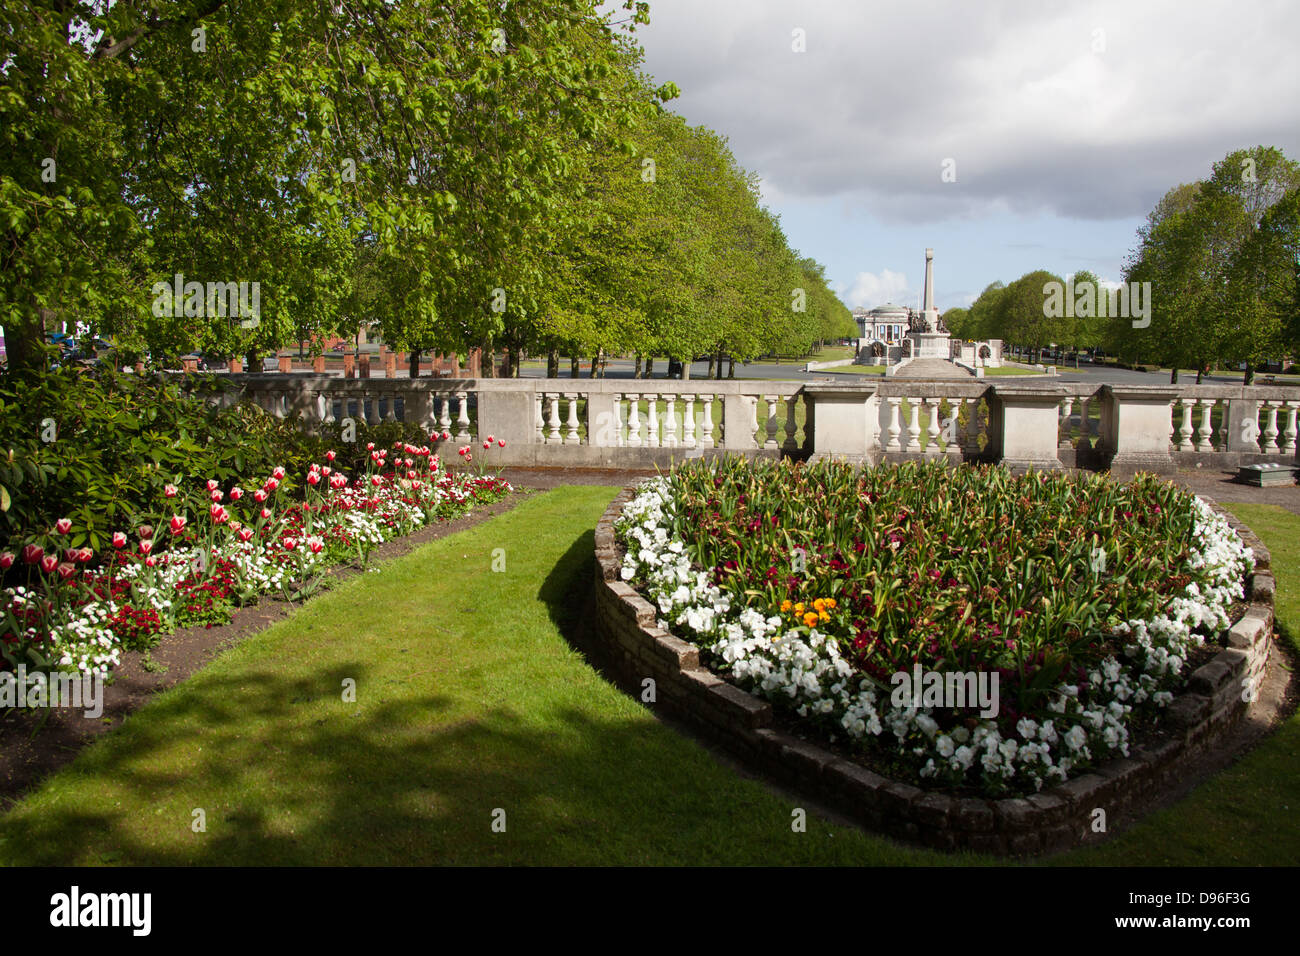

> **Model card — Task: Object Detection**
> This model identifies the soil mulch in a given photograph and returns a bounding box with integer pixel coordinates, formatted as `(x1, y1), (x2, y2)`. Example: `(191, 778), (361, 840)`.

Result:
(0, 489), (538, 810)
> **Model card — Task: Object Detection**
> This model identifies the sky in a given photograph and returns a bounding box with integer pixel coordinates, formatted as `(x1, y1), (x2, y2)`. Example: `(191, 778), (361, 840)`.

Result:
(625, 0), (1300, 312)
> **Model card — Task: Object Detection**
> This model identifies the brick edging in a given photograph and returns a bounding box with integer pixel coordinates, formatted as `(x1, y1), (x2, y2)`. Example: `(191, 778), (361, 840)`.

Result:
(593, 485), (1275, 856)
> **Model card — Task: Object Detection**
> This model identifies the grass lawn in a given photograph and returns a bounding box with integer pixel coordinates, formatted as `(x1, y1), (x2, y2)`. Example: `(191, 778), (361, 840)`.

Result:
(0, 490), (1294, 865)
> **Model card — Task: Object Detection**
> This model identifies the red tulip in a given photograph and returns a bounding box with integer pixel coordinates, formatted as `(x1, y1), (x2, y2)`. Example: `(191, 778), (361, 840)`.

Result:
(307, 472), (320, 486)
(22, 545), (43, 565)
(458, 447), (467, 457)
(371, 475), (382, 486)
(57, 562), (76, 581)
(112, 532), (127, 549)
(326, 450), (336, 462)
(483, 441), (490, 450)
(140, 540), (153, 555)
(441, 431), (450, 441)
(145, 556), (157, 568)
(170, 515), (187, 534)
(211, 489), (223, 502)
(498, 438), (505, 448)
(138, 524), (154, 540)
(272, 466), (286, 481)
(55, 518), (72, 535)
(261, 507), (272, 520)
(486, 434), (495, 444)
(207, 479), (219, 492)
(0, 552), (14, 570)
(465, 453), (472, 462)
(209, 503), (228, 523)
(41, 554), (59, 574)
(366, 442), (375, 451)
(283, 537), (297, 551)
(238, 528), (254, 542)
(308, 538), (323, 554)
(265, 478), (279, 492)
(230, 488), (243, 501)
(254, 489), (268, 503)
(164, 484), (178, 498)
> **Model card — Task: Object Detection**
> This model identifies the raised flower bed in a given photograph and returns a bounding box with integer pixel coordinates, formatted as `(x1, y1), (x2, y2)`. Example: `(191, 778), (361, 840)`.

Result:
(595, 458), (1274, 853)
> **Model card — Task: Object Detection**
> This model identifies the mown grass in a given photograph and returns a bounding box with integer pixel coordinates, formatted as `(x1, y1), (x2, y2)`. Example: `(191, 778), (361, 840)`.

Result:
(0, 490), (1294, 865)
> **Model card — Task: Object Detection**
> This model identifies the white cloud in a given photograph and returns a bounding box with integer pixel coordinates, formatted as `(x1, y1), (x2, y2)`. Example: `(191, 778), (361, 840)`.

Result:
(840, 269), (911, 309)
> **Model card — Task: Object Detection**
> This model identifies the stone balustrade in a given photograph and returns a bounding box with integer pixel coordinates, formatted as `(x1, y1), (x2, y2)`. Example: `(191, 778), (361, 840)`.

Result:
(190, 373), (1300, 472)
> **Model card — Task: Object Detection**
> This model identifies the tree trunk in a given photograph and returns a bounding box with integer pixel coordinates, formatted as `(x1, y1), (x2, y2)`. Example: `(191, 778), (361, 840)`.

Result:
(727, 355), (735, 378)
(633, 354), (642, 379)
(715, 349), (725, 380)
(1244, 363), (1255, 386)
(1196, 366), (1205, 385)
(680, 357), (691, 381)
(298, 339), (306, 360)
(644, 356), (654, 378)
(706, 353), (716, 378)
(570, 356), (580, 378)
(589, 353), (599, 379)
(481, 347), (495, 378)
(1169, 367), (1179, 385)
(408, 349), (421, 378)
(547, 350), (559, 379)
(511, 348), (522, 378)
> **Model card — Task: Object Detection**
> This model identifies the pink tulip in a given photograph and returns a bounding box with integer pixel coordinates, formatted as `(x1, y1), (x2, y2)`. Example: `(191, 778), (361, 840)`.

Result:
(57, 562), (76, 581)
(164, 484), (178, 498)
(55, 518), (72, 535)
(22, 545), (44, 565)
(112, 532), (127, 549)
(145, 556), (157, 568)
(40, 554), (58, 574)
(140, 540), (153, 555)
(170, 515), (187, 534)
(138, 524), (154, 540)
(465, 453), (472, 462)
(261, 507), (272, 520)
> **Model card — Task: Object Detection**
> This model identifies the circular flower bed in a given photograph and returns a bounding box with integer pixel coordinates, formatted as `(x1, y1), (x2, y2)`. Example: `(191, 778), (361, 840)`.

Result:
(614, 457), (1254, 797)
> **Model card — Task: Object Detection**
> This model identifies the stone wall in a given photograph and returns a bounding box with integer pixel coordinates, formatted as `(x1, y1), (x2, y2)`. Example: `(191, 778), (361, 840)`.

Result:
(592, 487), (1277, 856)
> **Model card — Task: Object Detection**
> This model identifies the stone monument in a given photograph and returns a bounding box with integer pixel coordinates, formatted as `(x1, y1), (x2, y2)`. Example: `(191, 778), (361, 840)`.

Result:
(905, 248), (951, 359)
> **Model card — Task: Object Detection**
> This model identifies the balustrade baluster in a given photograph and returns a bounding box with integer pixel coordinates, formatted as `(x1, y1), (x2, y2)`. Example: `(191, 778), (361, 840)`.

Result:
(925, 398), (941, 454)
(681, 395), (696, 448)
(905, 398), (922, 453)
(784, 395), (799, 452)
(565, 393), (580, 443)
(764, 394), (780, 449)
(1284, 401), (1299, 456)
(645, 395), (659, 447)
(886, 397), (903, 452)
(455, 392), (471, 442)
(627, 396), (642, 447)
(1196, 398), (1216, 451)
(662, 395), (678, 447)
(1263, 401), (1281, 453)
(699, 395), (715, 448)
(1177, 398), (1195, 451)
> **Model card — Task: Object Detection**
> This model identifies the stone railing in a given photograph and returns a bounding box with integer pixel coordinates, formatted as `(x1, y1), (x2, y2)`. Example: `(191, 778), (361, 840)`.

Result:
(194, 374), (1300, 472)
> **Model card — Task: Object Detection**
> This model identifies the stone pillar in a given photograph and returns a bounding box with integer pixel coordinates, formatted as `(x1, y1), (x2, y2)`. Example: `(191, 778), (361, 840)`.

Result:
(1097, 384), (1179, 475)
(312, 355), (326, 374)
(801, 384), (878, 461)
(358, 352), (371, 379)
(383, 348), (396, 379)
(343, 353), (355, 379)
(985, 385), (1067, 470)
(721, 393), (760, 451)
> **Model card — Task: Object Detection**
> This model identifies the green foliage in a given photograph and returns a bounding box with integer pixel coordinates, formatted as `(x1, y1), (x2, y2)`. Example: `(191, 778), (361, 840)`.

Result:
(0, 367), (317, 552)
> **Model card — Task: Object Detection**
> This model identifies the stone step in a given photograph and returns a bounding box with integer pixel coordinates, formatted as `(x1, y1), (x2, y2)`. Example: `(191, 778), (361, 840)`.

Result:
(891, 358), (975, 380)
